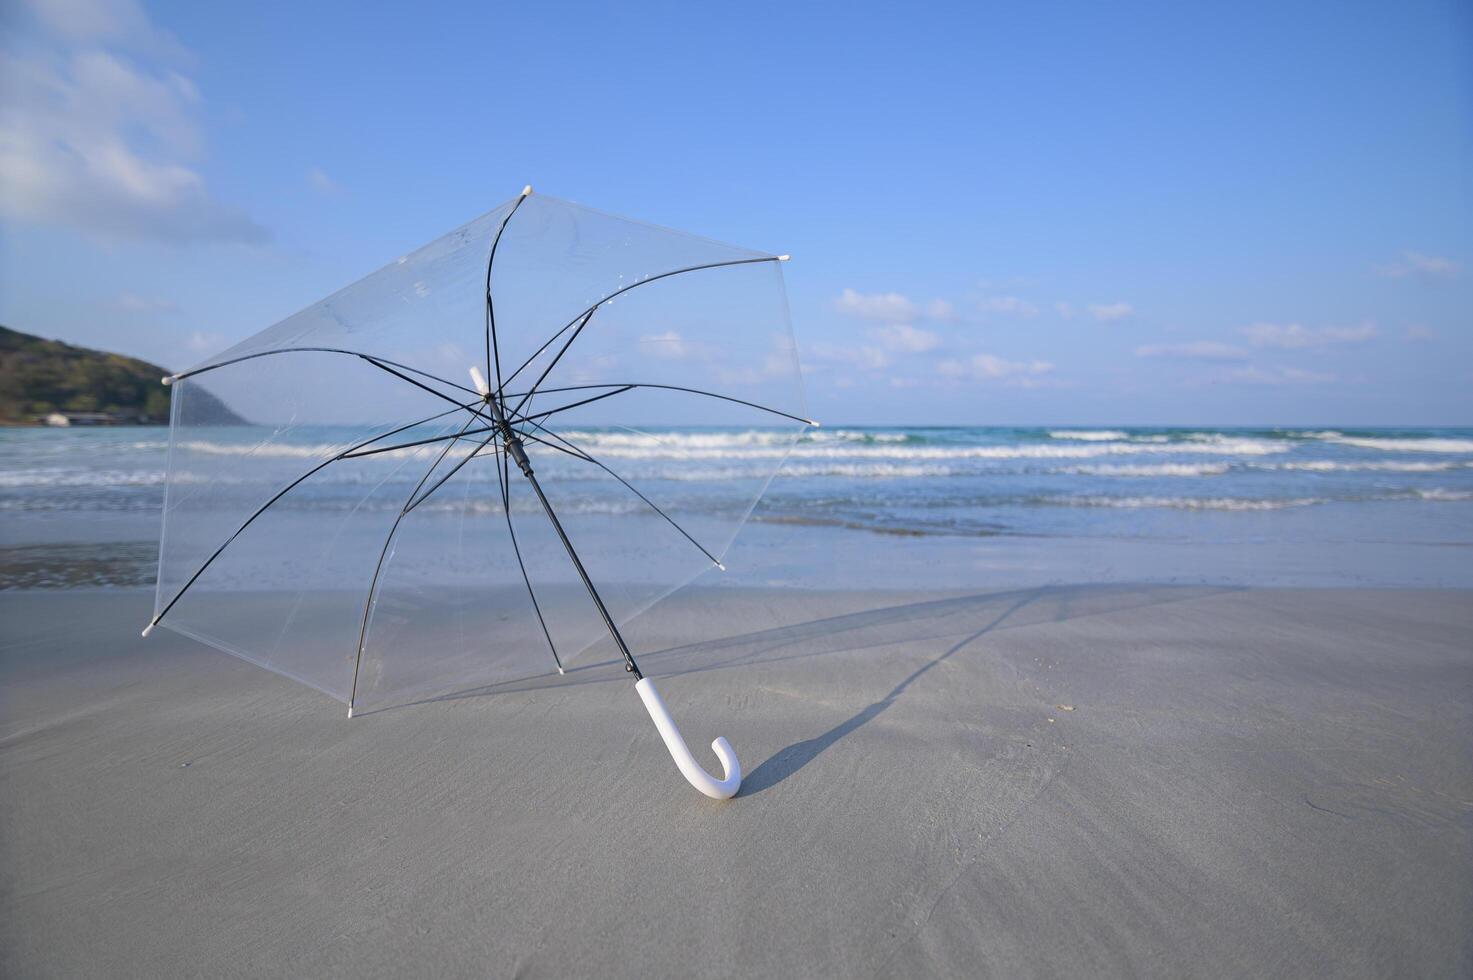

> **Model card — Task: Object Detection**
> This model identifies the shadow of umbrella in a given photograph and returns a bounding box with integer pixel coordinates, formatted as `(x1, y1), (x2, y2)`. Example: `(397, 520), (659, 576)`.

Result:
(739, 589), (1045, 796)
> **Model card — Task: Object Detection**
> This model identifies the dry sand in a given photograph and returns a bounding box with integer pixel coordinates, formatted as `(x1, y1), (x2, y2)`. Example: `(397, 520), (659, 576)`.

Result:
(2, 586), (1470, 978)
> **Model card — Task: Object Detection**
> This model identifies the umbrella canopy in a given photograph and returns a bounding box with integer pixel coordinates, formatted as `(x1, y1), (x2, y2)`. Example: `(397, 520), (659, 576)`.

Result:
(143, 188), (812, 798)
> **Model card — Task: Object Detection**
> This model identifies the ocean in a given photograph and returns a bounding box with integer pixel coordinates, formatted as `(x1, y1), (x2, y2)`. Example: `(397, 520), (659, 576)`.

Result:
(3, 425), (1471, 591)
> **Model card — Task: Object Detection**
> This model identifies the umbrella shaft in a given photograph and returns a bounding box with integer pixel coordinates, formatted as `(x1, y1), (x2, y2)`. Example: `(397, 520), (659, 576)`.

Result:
(523, 466), (643, 680)
(488, 396), (643, 680)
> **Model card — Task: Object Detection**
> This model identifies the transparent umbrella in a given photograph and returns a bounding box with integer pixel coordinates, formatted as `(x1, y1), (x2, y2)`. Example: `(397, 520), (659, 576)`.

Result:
(142, 187), (813, 799)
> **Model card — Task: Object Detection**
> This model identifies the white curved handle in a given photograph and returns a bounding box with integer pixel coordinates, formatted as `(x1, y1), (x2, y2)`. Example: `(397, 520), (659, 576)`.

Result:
(635, 678), (742, 800)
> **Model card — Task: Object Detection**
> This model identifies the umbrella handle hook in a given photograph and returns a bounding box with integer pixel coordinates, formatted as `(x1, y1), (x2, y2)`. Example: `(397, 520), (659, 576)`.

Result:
(635, 678), (741, 800)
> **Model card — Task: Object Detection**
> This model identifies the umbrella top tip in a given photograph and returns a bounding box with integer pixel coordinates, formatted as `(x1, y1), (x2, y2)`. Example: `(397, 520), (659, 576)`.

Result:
(521, 184), (533, 198)
(161, 375), (174, 386)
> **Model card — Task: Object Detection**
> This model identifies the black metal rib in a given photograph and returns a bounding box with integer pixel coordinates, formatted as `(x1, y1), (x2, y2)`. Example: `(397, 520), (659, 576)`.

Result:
(486, 191), (529, 393)
(359, 356), (481, 412)
(148, 405), (471, 631)
(404, 430), (500, 514)
(494, 446), (563, 673)
(169, 347), (478, 397)
(341, 425), (496, 459)
(503, 381), (814, 426)
(499, 255), (783, 400)
(510, 417), (724, 568)
(506, 308), (594, 419)
(512, 427), (596, 463)
(515, 385), (635, 424)
(349, 412), (486, 711)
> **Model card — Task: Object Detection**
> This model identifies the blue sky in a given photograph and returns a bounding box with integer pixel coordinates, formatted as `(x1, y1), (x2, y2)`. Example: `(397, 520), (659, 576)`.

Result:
(1, 0), (1468, 425)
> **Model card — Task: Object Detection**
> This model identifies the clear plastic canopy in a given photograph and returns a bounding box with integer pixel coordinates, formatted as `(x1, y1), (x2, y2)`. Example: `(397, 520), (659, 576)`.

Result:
(151, 191), (808, 712)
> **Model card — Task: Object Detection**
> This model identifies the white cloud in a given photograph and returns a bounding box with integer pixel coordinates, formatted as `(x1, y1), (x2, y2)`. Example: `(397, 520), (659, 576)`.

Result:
(1404, 324), (1436, 341)
(0, 0), (266, 243)
(978, 295), (1039, 318)
(1219, 365), (1335, 386)
(1378, 251), (1460, 280)
(937, 353), (1055, 387)
(1135, 341), (1247, 361)
(18, 0), (191, 61)
(833, 289), (957, 324)
(1054, 301), (1074, 319)
(869, 324), (940, 353)
(184, 329), (225, 356)
(833, 288), (916, 323)
(805, 342), (891, 371)
(924, 298), (957, 321)
(640, 329), (701, 360)
(1088, 302), (1133, 322)
(114, 291), (178, 313)
(1239, 321), (1376, 349)
(307, 167), (340, 194)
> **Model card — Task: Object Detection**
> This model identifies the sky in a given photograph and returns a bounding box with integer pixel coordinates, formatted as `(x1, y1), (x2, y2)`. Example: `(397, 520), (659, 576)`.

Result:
(1, 0), (1469, 426)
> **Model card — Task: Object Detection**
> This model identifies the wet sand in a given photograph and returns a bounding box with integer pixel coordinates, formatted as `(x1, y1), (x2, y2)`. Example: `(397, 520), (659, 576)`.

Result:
(2, 586), (1470, 977)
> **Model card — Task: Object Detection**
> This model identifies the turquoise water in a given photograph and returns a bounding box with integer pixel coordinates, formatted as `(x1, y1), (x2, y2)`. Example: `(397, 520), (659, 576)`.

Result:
(3, 425), (1471, 588)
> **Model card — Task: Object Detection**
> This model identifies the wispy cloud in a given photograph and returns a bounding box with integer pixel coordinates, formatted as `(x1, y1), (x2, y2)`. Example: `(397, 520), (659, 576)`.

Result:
(1088, 302), (1133, 322)
(833, 288), (916, 323)
(805, 341), (891, 372)
(1239, 321), (1376, 349)
(113, 291), (179, 314)
(306, 167), (340, 194)
(1404, 324), (1437, 341)
(924, 298), (957, 321)
(0, 0), (267, 243)
(185, 329), (225, 357)
(1377, 251), (1460, 280)
(1218, 365), (1335, 386)
(639, 329), (708, 361)
(937, 353), (1056, 387)
(833, 289), (958, 326)
(977, 295), (1039, 318)
(1135, 340), (1247, 361)
(869, 324), (940, 353)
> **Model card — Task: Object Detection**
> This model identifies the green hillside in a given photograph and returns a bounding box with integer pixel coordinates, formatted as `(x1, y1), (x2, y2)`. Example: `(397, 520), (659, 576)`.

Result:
(0, 326), (238, 424)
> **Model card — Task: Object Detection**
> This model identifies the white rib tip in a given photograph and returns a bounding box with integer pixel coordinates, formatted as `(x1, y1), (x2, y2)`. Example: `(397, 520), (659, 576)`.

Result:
(521, 184), (533, 197)
(161, 376), (174, 386)
(347, 706), (354, 719)
(777, 254), (790, 261)
(808, 419), (822, 427)
(141, 623), (155, 637)
(716, 562), (726, 571)
(557, 667), (566, 675)
(468, 366), (490, 396)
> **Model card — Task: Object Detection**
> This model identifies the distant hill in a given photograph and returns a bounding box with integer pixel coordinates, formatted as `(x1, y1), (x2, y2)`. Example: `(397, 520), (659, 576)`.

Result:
(0, 326), (242, 425)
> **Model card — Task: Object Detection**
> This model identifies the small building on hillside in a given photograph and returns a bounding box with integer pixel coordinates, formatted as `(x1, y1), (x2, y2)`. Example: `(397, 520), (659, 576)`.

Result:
(40, 412), (129, 426)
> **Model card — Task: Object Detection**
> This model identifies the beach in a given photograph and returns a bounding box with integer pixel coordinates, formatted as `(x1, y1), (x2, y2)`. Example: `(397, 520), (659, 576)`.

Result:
(3, 585), (1469, 977)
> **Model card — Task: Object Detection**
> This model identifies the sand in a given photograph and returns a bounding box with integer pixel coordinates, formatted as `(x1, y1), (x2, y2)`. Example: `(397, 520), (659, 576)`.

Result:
(2, 586), (1470, 978)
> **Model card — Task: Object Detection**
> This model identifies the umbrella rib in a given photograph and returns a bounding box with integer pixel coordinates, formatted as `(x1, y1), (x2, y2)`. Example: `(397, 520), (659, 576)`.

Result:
(515, 385), (636, 424)
(358, 356), (484, 412)
(498, 255), (784, 401)
(340, 424), (497, 459)
(349, 412), (490, 712)
(494, 445), (564, 674)
(505, 381), (816, 427)
(485, 189), (529, 395)
(403, 430), (501, 515)
(145, 404), (473, 634)
(167, 347), (478, 397)
(510, 417), (724, 569)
